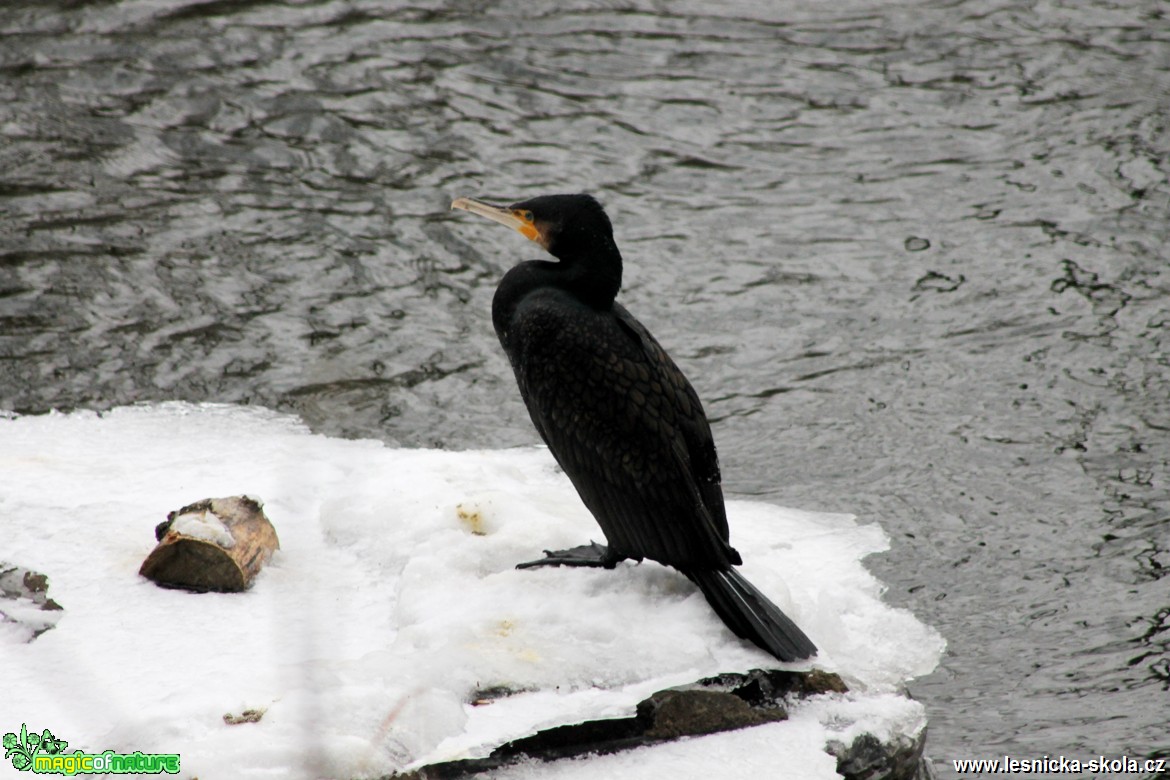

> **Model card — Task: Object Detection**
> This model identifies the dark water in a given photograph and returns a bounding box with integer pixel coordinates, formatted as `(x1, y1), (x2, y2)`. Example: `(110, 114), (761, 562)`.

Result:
(2, 0), (1168, 774)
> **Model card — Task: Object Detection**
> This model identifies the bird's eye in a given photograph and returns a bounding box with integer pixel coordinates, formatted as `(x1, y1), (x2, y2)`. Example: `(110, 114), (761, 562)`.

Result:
(521, 210), (534, 223)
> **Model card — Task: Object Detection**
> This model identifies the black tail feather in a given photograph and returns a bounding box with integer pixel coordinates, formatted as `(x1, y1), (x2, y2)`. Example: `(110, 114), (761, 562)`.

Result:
(687, 568), (817, 662)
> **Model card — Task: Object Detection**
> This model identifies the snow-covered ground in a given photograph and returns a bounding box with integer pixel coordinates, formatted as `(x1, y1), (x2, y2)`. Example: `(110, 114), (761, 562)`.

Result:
(1, 403), (944, 779)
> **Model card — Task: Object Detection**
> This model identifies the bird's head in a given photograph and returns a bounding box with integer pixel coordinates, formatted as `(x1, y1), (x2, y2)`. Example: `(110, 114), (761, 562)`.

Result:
(451, 193), (615, 262)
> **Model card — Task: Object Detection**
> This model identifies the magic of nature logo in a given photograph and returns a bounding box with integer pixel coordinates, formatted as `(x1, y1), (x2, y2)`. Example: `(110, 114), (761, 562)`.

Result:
(3, 724), (180, 775)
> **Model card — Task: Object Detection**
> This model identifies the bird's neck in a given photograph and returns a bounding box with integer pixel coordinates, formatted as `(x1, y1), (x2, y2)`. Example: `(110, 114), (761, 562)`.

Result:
(492, 242), (623, 347)
(552, 233), (623, 309)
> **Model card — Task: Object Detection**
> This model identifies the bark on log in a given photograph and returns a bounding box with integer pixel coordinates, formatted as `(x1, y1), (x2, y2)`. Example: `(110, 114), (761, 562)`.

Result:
(139, 496), (280, 592)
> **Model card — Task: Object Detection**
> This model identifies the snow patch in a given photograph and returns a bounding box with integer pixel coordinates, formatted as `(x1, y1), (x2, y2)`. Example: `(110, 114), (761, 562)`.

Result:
(168, 509), (235, 548)
(0, 403), (944, 779)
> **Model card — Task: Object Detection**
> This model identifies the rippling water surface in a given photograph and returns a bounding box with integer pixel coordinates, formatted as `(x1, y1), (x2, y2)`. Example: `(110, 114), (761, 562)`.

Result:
(2, 0), (1168, 773)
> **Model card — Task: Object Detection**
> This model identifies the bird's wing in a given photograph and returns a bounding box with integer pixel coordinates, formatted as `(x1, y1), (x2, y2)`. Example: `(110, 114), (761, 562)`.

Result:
(611, 303), (732, 542)
(507, 294), (738, 569)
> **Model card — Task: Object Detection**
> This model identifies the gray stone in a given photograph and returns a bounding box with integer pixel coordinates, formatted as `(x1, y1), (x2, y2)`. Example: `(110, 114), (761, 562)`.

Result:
(0, 564), (63, 643)
(395, 668), (932, 780)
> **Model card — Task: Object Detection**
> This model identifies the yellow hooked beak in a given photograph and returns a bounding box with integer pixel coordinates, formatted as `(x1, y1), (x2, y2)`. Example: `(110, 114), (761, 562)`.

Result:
(451, 197), (546, 247)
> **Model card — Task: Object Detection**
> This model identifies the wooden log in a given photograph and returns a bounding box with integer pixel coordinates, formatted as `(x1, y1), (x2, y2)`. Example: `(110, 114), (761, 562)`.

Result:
(139, 496), (280, 592)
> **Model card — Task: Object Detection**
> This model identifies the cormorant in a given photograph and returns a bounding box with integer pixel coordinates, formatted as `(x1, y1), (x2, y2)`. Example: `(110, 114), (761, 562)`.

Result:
(450, 193), (817, 663)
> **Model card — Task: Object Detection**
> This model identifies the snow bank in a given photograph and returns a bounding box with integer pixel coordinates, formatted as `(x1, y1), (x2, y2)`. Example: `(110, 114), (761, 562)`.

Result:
(0, 403), (943, 779)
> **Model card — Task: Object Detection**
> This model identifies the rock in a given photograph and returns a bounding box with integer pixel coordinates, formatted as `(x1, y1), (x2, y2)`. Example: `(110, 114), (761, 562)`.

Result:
(639, 688), (786, 740)
(829, 730), (935, 780)
(393, 668), (928, 780)
(396, 669), (931, 780)
(0, 564), (63, 642)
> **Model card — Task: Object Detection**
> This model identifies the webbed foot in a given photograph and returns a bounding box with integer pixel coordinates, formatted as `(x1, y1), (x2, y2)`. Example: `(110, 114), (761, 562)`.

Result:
(516, 542), (625, 570)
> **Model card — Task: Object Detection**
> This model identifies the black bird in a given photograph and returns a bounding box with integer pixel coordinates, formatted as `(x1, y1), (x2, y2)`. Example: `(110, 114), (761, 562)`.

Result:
(450, 193), (817, 663)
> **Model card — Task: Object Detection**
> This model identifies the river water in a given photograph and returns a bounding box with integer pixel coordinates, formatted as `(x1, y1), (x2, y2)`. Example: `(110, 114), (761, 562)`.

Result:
(2, 0), (1168, 775)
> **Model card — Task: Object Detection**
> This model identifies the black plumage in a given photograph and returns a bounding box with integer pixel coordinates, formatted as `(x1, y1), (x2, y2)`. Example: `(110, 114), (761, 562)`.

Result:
(451, 193), (816, 662)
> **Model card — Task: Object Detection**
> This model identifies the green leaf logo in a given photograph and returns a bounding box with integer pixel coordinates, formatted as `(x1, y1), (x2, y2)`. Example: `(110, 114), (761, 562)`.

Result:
(4, 724), (44, 772)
